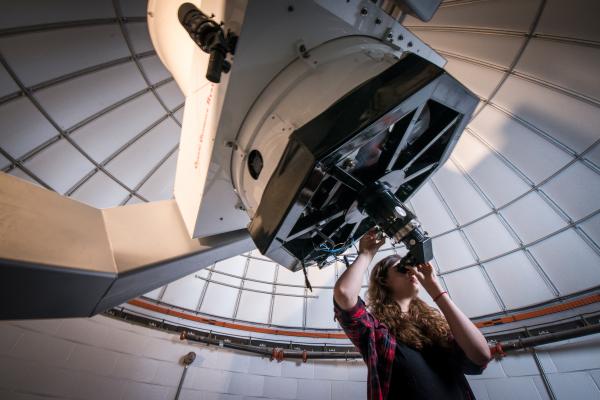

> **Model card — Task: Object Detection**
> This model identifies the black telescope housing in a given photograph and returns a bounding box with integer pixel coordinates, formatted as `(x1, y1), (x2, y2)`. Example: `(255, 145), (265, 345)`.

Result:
(248, 53), (478, 272)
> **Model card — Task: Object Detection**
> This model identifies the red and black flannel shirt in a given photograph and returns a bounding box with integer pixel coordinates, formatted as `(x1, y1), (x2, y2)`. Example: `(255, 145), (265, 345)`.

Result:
(333, 295), (485, 400)
(334, 296), (396, 400)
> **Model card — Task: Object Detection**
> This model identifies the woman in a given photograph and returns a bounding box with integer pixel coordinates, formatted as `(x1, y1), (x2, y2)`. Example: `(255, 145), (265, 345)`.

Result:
(333, 228), (491, 399)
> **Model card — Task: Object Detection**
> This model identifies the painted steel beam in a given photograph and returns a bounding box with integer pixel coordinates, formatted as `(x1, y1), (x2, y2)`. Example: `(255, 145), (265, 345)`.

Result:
(0, 172), (254, 319)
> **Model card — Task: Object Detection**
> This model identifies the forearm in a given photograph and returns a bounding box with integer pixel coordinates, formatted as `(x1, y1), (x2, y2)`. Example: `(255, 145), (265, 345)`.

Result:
(333, 252), (371, 309)
(429, 284), (491, 365)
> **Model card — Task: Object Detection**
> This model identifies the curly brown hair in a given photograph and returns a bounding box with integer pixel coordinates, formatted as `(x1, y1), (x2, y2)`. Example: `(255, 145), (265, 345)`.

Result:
(366, 254), (451, 349)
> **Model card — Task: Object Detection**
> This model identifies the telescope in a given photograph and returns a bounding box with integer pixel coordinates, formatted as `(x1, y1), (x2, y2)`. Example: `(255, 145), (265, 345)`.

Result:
(149, 0), (477, 271)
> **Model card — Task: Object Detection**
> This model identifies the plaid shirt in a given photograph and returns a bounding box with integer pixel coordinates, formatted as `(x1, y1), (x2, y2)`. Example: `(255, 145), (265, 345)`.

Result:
(334, 296), (396, 399)
(333, 296), (485, 400)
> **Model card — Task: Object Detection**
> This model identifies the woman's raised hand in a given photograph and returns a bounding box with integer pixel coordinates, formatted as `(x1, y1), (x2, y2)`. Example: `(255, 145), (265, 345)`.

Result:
(409, 263), (443, 295)
(358, 227), (385, 257)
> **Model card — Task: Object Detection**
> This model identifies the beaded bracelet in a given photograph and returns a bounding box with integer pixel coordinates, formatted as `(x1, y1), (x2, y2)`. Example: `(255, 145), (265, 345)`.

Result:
(433, 291), (448, 302)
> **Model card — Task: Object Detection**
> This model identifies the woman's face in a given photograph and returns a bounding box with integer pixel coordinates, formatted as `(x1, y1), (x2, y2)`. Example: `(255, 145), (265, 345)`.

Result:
(384, 261), (420, 299)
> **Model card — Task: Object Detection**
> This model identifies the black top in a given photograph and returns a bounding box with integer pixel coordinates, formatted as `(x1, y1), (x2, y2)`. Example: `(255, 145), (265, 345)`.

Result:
(387, 341), (483, 399)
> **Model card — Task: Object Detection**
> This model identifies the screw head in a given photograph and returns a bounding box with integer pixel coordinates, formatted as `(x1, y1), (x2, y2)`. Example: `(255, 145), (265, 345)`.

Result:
(342, 159), (356, 169)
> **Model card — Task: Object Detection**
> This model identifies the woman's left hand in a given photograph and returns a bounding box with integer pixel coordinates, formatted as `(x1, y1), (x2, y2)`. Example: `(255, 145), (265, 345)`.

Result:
(408, 263), (443, 295)
(410, 264), (492, 366)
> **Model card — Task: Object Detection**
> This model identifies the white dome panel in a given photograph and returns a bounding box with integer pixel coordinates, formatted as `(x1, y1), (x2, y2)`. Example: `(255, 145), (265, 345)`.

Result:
(24, 138), (94, 193)
(432, 231), (476, 272)
(500, 192), (567, 243)
(0, 97), (58, 159)
(516, 38), (600, 102)
(138, 56), (172, 85)
(432, 161), (492, 223)
(0, 1), (114, 30)
(469, 106), (572, 183)
(586, 143), (600, 166)
(0, 64), (18, 97)
(443, 267), (502, 317)
(211, 256), (247, 286)
(529, 229), (600, 295)
(154, 80), (184, 111)
(246, 258), (276, 281)
(462, 214), (519, 261)
(160, 272), (205, 310)
(535, 0), (600, 41)
(199, 283), (238, 318)
(305, 265), (336, 288)
(196, 268), (210, 278)
(136, 150), (178, 202)
(236, 291), (272, 324)
(0, 153), (9, 170)
(452, 135), (530, 207)
(70, 171), (130, 209)
(306, 288), (337, 330)
(0, 25), (129, 87)
(443, 56), (504, 99)
(541, 161), (600, 221)
(104, 118), (179, 188)
(70, 92), (165, 162)
(493, 76), (599, 154)
(271, 296), (304, 327)
(172, 107), (184, 124)
(119, 0), (148, 17)
(143, 285), (162, 300)
(580, 213), (600, 246)
(242, 279), (272, 293)
(125, 22), (155, 53)
(275, 285), (305, 297)
(242, 261), (274, 293)
(275, 265), (306, 292)
(484, 251), (555, 309)
(411, 181), (456, 235)
(34, 62), (147, 129)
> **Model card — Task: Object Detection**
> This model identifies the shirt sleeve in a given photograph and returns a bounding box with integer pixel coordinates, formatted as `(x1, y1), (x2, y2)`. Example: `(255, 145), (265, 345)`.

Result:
(449, 338), (488, 375)
(333, 295), (376, 351)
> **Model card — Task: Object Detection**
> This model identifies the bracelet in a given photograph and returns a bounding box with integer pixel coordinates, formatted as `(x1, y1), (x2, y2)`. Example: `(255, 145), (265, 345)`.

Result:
(433, 291), (448, 302)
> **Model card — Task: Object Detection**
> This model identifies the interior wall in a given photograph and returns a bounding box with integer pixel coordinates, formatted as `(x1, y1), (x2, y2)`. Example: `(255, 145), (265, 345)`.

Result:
(1, 316), (599, 400)
(0, 316), (367, 400)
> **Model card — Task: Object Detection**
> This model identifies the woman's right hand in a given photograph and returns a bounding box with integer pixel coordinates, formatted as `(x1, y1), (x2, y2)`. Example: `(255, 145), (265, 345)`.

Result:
(358, 227), (386, 257)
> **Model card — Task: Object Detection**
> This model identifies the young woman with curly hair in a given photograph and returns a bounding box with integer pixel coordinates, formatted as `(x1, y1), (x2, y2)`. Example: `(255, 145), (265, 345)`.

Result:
(333, 228), (492, 399)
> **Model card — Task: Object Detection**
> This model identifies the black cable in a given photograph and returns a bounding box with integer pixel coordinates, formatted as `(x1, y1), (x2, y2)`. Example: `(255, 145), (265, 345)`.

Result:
(301, 260), (313, 292)
(343, 255), (350, 269)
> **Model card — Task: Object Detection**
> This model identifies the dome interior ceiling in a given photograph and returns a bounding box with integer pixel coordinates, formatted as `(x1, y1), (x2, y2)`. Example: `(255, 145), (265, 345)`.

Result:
(0, 0), (598, 331)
